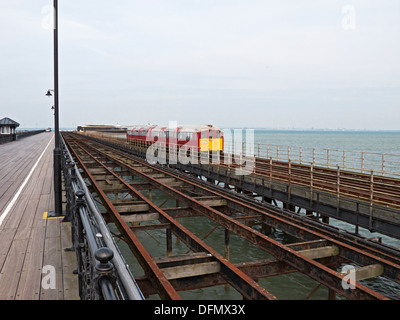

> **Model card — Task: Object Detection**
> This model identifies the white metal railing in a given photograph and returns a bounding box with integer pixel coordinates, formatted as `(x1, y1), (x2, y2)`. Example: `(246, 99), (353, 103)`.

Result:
(231, 142), (400, 179)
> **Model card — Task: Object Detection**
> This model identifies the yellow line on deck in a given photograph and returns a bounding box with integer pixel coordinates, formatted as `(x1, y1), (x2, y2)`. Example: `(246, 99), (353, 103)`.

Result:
(43, 211), (64, 220)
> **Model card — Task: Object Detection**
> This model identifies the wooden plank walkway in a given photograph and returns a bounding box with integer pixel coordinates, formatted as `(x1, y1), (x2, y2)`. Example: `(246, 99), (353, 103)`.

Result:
(0, 132), (78, 300)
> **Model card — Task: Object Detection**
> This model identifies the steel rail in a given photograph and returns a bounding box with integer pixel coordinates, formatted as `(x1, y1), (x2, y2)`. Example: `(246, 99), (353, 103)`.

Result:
(88, 133), (400, 209)
(80, 133), (400, 270)
(70, 137), (391, 300)
(165, 168), (400, 265)
(86, 137), (400, 270)
(92, 134), (400, 264)
(66, 140), (182, 300)
(66, 138), (277, 300)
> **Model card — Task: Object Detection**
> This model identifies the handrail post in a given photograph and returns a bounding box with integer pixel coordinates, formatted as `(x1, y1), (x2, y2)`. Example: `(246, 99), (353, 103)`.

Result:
(336, 165), (340, 203)
(327, 149), (330, 168)
(74, 189), (86, 299)
(312, 148), (315, 166)
(63, 160), (76, 222)
(299, 147), (302, 164)
(277, 145), (280, 161)
(343, 150), (346, 170)
(369, 170), (374, 231)
(95, 247), (117, 300)
(361, 152), (365, 174)
(310, 162), (314, 208)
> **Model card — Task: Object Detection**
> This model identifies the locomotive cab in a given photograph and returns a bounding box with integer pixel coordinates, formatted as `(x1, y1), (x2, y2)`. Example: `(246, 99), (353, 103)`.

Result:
(200, 127), (223, 152)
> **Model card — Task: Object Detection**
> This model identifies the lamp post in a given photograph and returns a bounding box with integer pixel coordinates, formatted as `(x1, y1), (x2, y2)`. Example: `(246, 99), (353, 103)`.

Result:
(46, 0), (62, 217)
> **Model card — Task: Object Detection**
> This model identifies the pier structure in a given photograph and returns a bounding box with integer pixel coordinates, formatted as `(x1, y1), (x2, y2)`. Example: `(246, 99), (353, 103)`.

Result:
(60, 132), (400, 300)
(1, 130), (400, 300)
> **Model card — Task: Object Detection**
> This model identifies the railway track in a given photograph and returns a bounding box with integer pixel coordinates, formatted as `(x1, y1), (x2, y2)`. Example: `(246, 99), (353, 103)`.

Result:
(63, 132), (400, 300)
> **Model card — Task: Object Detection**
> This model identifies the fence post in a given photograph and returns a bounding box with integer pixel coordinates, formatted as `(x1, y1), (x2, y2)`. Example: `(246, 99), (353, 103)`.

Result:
(312, 148), (315, 166)
(369, 170), (374, 231)
(361, 152), (365, 174)
(277, 145), (280, 161)
(327, 149), (330, 168)
(336, 165), (340, 202)
(310, 162), (314, 208)
(343, 150), (346, 170)
(299, 147), (302, 164)
(288, 160), (292, 204)
(269, 157), (273, 181)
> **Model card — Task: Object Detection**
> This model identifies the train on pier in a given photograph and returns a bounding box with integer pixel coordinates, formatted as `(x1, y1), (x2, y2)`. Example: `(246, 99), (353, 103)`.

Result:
(126, 124), (224, 152)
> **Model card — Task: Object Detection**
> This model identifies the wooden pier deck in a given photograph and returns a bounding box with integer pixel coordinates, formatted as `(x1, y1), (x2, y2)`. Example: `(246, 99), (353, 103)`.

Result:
(0, 132), (78, 300)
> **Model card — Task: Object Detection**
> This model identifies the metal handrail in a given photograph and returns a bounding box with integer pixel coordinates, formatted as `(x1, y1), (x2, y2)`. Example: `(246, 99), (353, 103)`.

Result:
(60, 133), (144, 300)
(237, 142), (400, 178)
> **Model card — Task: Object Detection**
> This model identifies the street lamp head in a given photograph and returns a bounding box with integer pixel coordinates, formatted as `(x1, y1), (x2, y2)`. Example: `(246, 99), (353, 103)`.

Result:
(45, 90), (53, 97)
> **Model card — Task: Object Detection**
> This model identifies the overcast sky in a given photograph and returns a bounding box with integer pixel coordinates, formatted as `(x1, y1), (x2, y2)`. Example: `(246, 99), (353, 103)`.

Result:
(0, 1), (399, 130)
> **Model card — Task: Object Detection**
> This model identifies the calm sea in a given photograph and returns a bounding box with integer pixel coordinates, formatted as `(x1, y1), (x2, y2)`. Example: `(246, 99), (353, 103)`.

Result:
(252, 130), (400, 155)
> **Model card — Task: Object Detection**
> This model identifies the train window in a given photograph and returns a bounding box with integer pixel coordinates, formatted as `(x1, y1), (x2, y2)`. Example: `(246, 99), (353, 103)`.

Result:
(201, 130), (208, 139)
(214, 130), (221, 138)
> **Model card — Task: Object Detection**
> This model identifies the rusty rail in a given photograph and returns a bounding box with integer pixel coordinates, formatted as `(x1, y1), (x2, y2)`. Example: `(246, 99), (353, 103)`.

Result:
(82, 131), (400, 210)
(65, 136), (276, 300)
(62, 132), (400, 300)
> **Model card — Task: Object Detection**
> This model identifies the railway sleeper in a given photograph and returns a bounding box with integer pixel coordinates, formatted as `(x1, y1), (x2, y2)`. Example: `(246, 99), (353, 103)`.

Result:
(110, 165), (387, 298)
(65, 135), (395, 300)
(68, 140), (278, 300)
